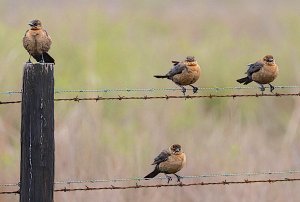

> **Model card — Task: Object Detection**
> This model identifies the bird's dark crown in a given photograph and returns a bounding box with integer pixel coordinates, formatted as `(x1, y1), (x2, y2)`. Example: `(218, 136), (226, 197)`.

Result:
(186, 56), (195, 62)
(170, 144), (182, 153)
(263, 55), (274, 63)
(29, 19), (42, 27)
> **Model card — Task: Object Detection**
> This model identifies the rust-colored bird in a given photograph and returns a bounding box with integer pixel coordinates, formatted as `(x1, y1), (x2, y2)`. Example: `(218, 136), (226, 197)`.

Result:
(23, 19), (55, 64)
(144, 144), (186, 183)
(237, 55), (279, 92)
(154, 56), (201, 95)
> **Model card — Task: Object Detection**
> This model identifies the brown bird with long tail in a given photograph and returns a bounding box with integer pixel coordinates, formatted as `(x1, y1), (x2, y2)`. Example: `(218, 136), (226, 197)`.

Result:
(144, 144), (186, 183)
(154, 56), (201, 95)
(237, 55), (278, 92)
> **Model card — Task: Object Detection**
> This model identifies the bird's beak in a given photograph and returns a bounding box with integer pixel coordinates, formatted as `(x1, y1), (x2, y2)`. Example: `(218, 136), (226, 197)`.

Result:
(268, 59), (274, 62)
(175, 148), (180, 152)
(28, 21), (34, 26)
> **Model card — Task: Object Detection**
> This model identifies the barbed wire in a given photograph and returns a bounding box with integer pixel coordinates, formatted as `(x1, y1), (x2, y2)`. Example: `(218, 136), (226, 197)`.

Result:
(0, 85), (300, 95)
(0, 183), (19, 187)
(1, 92), (300, 105)
(54, 169), (300, 185)
(1, 177), (299, 195)
(0, 190), (19, 195)
(1, 169), (300, 188)
(54, 177), (300, 192)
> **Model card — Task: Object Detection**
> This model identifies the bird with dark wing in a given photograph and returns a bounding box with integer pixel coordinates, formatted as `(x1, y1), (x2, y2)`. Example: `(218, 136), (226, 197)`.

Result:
(154, 56), (201, 95)
(23, 19), (55, 64)
(144, 144), (186, 183)
(237, 55), (279, 92)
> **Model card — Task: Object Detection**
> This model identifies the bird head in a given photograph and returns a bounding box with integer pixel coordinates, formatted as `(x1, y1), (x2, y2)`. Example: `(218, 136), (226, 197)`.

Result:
(28, 19), (42, 30)
(169, 144), (182, 154)
(263, 55), (275, 64)
(185, 56), (195, 62)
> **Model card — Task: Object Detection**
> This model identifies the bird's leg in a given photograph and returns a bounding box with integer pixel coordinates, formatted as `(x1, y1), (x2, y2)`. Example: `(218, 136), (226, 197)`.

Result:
(189, 84), (198, 93)
(258, 84), (265, 94)
(27, 55), (32, 63)
(269, 83), (275, 93)
(39, 53), (45, 63)
(174, 174), (183, 182)
(176, 84), (186, 95)
(165, 174), (172, 184)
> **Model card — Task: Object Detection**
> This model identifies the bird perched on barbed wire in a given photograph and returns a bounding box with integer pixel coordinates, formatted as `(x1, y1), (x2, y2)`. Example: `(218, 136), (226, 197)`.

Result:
(237, 55), (278, 93)
(154, 56), (201, 95)
(23, 19), (55, 64)
(144, 144), (186, 183)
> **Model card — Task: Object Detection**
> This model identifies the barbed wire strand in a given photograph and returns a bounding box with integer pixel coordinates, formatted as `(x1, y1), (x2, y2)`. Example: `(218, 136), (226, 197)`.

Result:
(1, 85), (300, 95)
(2, 169), (300, 188)
(54, 169), (300, 185)
(54, 178), (300, 192)
(1, 92), (300, 105)
(1, 177), (300, 195)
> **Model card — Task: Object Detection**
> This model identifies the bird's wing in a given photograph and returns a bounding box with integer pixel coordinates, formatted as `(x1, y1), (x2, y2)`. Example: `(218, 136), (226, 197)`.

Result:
(41, 29), (52, 52)
(246, 61), (264, 76)
(152, 150), (171, 165)
(166, 62), (187, 77)
(22, 30), (31, 51)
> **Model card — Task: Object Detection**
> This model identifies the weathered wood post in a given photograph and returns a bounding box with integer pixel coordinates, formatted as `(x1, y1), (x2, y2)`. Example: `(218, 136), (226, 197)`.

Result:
(20, 63), (55, 202)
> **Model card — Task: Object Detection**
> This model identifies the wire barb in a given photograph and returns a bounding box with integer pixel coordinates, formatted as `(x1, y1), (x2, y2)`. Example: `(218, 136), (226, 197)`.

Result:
(52, 177), (300, 192)
(1, 92), (300, 105)
(2, 177), (300, 194)
(1, 85), (300, 96)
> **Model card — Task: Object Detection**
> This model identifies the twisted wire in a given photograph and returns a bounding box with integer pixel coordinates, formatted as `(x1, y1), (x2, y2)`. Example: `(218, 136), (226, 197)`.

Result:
(1, 85), (300, 95)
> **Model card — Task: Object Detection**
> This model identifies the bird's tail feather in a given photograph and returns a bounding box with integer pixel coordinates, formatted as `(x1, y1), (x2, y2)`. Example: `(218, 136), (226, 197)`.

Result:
(154, 75), (168, 79)
(144, 168), (160, 179)
(236, 77), (252, 85)
(43, 52), (55, 64)
(32, 52), (55, 64)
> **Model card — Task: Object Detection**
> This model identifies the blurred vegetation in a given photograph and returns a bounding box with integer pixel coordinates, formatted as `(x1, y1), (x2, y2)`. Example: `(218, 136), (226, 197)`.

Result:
(1, 0), (300, 201)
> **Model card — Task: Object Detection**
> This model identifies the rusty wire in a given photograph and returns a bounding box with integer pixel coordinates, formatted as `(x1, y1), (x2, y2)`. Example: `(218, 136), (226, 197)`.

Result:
(1, 169), (300, 187)
(53, 178), (300, 192)
(0, 190), (19, 195)
(1, 177), (300, 195)
(0, 92), (300, 105)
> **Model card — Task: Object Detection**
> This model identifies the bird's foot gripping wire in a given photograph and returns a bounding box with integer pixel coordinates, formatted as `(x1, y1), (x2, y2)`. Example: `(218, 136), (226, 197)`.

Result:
(259, 84), (265, 94)
(176, 84), (186, 96)
(269, 84), (275, 93)
(189, 85), (198, 94)
(174, 174), (183, 182)
(165, 174), (172, 184)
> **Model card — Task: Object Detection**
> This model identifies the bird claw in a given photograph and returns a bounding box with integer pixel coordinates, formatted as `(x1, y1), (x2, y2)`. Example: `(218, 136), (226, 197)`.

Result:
(259, 84), (265, 92)
(181, 87), (186, 96)
(165, 175), (172, 183)
(191, 86), (198, 93)
(269, 84), (275, 93)
(174, 174), (183, 182)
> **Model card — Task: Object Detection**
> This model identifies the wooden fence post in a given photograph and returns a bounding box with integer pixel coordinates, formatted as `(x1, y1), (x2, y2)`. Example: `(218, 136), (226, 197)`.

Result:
(20, 63), (55, 202)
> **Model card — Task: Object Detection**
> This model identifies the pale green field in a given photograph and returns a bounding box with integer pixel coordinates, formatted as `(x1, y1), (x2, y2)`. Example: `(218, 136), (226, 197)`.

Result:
(1, 1), (300, 201)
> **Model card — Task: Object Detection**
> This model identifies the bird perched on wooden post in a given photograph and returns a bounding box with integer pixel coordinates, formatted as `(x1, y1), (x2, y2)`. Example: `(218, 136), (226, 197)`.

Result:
(237, 55), (279, 92)
(144, 144), (186, 183)
(23, 19), (55, 64)
(154, 56), (201, 95)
